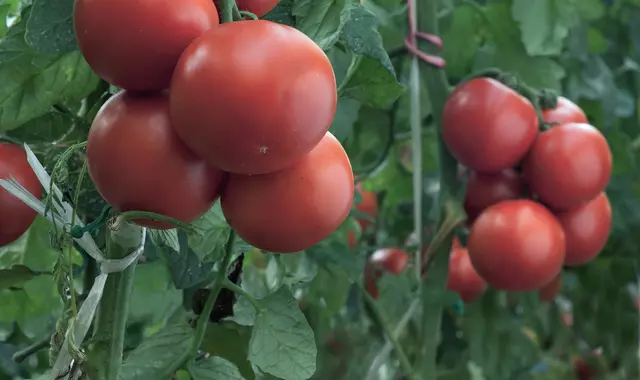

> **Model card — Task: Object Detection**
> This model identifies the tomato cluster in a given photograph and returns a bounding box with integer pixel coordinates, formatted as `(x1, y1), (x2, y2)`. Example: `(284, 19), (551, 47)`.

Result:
(75, 0), (353, 253)
(443, 77), (613, 296)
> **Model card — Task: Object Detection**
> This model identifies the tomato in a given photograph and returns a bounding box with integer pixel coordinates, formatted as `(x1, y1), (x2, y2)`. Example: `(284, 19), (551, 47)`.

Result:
(442, 78), (538, 172)
(464, 169), (524, 224)
(364, 263), (380, 299)
(446, 247), (486, 303)
(369, 248), (409, 275)
(523, 123), (612, 210)
(467, 200), (565, 292)
(539, 274), (562, 302)
(0, 144), (42, 246)
(74, 0), (219, 91)
(87, 91), (225, 229)
(555, 192), (611, 266)
(542, 96), (588, 125)
(354, 184), (377, 232)
(572, 357), (595, 380)
(451, 236), (462, 250)
(170, 20), (337, 175)
(221, 132), (353, 253)
(236, 0), (280, 17)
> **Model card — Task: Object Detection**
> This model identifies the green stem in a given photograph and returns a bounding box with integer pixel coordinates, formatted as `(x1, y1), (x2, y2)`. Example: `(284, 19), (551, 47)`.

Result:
(85, 223), (143, 380)
(337, 53), (362, 97)
(223, 279), (263, 311)
(221, 0), (236, 23)
(113, 211), (198, 234)
(12, 334), (51, 363)
(416, 1), (463, 378)
(239, 10), (258, 20)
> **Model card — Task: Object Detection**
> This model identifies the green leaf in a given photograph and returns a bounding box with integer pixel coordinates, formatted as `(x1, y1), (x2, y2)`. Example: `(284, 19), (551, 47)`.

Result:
(329, 97), (360, 143)
(148, 229), (180, 253)
(512, 0), (578, 56)
(338, 4), (404, 108)
(188, 357), (245, 380)
(0, 5), (11, 38)
(440, 4), (483, 79)
(162, 232), (216, 289)
(263, 0), (295, 26)
(119, 320), (194, 380)
(26, 0), (77, 53)
(249, 287), (317, 380)
(0, 265), (46, 290)
(128, 262), (182, 325)
(188, 202), (231, 260)
(5, 111), (77, 143)
(0, 7), (99, 131)
(293, 0), (349, 50)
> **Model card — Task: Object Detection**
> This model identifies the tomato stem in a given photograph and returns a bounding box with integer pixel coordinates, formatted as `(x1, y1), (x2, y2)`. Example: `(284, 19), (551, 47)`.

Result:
(223, 279), (264, 311)
(111, 211), (200, 234)
(239, 10), (258, 20)
(220, 0), (237, 23)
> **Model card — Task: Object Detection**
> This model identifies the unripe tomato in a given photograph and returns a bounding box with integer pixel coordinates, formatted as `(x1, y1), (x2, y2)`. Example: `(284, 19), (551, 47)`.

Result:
(87, 91), (225, 229)
(464, 169), (524, 224)
(237, 0), (280, 17)
(539, 274), (562, 302)
(354, 184), (377, 232)
(74, 0), (219, 91)
(369, 248), (409, 275)
(555, 192), (611, 266)
(170, 20), (337, 175)
(442, 78), (538, 172)
(523, 123), (612, 210)
(542, 96), (588, 125)
(0, 144), (42, 246)
(468, 200), (565, 292)
(446, 247), (486, 303)
(221, 132), (353, 253)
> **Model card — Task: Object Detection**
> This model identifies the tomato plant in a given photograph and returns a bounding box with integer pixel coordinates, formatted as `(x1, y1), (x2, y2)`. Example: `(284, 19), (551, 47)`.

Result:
(542, 96), (589, 125)
(170, 20), (337, 175)
(446, 246), (486, 303)
(467, 200), (565, 291)
(74, 0), (219, 91)
(0, 144), (42, 246)
(523, 123), (612, 210)
(442, 78), (538, 172)
(464, 169), (524, 224)
(87, 91), (225, 229)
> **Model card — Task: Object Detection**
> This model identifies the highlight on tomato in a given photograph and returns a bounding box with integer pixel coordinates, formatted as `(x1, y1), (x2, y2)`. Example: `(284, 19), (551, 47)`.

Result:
(369, 248), (409, 275)
(446, 245), (487, 303)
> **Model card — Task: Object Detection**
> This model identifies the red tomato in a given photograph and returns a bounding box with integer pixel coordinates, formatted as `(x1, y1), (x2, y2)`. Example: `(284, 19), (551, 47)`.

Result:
(354, 184), (377, 232)
(467, 200), (565, 292)
(170, 20), (337, 175)
(539, 274), (562, 302)
(0, 144), (42, 246)
(572, 357), (595, 380)
(464, 169), (524, 224)
(451, 236), (462, 250)
(221, 132), (353, 253)
(364, 263), (381, 299)
(446, 247), (486, 303)
(74, 0), (219, 91)
(542, 96), (588, 125)
(236, 0), (280, 17)
(442, 78), (538, 172)
(555, 192), (611, 266)
(523, 123), (612, 210)
(87, 91), (225, 229)
(369, 248), (409, 275)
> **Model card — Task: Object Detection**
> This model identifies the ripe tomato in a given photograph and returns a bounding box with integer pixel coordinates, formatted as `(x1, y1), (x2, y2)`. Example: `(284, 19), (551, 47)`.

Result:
(464, 169), (523, 224)
(74, 0), (219, 91)
(0, 144), (42, 246)
(442, 78), (538, 172)
(369, 248), (409, 275)
(467, 200), (565, 292)
(539, 274), (562, 302)
(364, 263), (380, 299)
(572, 357), (595, 380)
(542, 96), (588, 125)
(354, 184), (377, 232)
(523, 123), (612, 210)
(221, 132), (353, 253)
(446, 247), (486, 303)
(87, 91), (225, 229)
(236, 0), (280, 17)
(170, 20), (337, 175)
(556, 192), (611, 266)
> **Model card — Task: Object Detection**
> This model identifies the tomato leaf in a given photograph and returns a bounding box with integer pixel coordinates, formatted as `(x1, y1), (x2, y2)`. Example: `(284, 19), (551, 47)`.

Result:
(440, 5), (483, 79)
(293, 0), (351, 50)
(188, 202), (231, 260)
(25, 0), (77, 53)
(511, 0), (577, 57)
(0, 7), (99, 131)
(119, 320), (194, 380)
(148, 229), (180, 253)
(0, 265), (46, 291)
(188, 356), (245, 380)
(162, 232), (216, 290)
(263, 0), (296, 26)
(248, 287), (316, 380)
(337, 4), (404, 108)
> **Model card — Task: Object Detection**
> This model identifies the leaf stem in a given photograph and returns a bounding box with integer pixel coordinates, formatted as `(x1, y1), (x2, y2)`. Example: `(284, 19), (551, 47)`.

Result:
(221, 0), (237, 23)
(223, 279), (263, 311)
(112, 211), (199, 234)
(12, 334), (52, 363)
(337, 53), (362, 98)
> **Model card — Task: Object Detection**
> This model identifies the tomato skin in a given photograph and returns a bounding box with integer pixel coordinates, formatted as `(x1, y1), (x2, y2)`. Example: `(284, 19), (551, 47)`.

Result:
(468, 200), (565, 292)
(236, 0), (280, 17)
(87, 91), (225, 229)
(556, 192), (611, 266)
(442, 78), (538, 172)
(221, 132), (353, 253)
(542, 96), (588, 125)
(523, 123), (612, 210)
(0, 144), (42, 246)
(446, 247), (486, 303)
(539, 274), (562, 302)
(369, 248), (409, 275)
(354, 184), (377, 232)
(170, 20), (337, 175)
(464, 169), (523, 224)
(74, 0), (219, 91)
